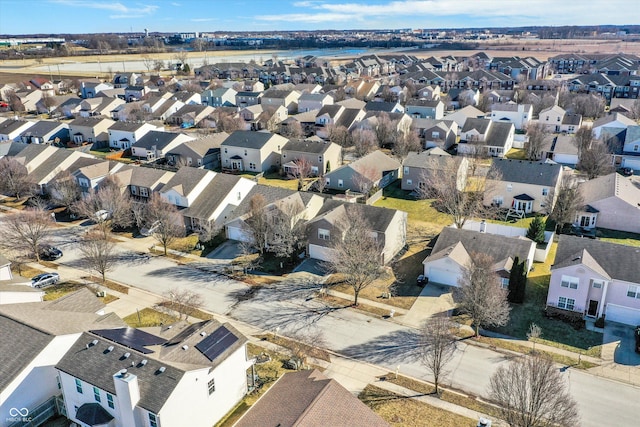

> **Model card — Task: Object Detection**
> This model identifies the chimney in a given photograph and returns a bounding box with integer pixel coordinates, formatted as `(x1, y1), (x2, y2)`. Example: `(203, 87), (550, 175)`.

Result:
(113, 369), (140, 427)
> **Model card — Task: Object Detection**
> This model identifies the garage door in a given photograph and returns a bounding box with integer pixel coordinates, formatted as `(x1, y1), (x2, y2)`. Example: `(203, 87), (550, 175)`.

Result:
(226, 225), (250, 243)
(622, 158), (640, 171)
(428, 267), (459, 287)
(308, 245), (334, 262)
(606, 304), (640, 326)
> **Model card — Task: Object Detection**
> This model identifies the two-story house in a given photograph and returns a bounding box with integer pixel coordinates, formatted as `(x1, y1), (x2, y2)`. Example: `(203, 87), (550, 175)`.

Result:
(68, 117), (115, 145)
(0, 119), (35, 141)
(18, 120), (69, 145)
(485, 158), (564, 214)
(401, 149), (468, 192)
(298, 93), (333, 112)
(166, 132), (230, 170)
(56, 320), (253, 427)
(130, 130), (195, 161)
(458, 118), (515, 157)
(235, 91), (262, 108)
(412, 119), (457, 150)
(324, 150), (401, 193)
(281, 139), (342, 176)
(260, 89), (300, 114)
(490, 103), (533, 130)
(73, 160), (126, 194)
(220, 130), (288, 172)
(80, 81), (113, 99)
(546, 235), (640, 325)
(406, 99), (445, 119)
(108, 122), (161, 150)
(201, 87), (237, 107)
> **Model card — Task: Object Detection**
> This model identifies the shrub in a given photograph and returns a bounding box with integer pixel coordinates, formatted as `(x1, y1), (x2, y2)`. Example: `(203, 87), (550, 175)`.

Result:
(595, 316), (605, 328)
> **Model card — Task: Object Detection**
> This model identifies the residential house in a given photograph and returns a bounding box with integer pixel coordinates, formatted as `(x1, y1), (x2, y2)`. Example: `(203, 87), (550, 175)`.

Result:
(25, 147), (94, 194)
(13, 88), (42, 112)
(11, 143), (60, 174)
(485, 158), (564, 213)
(0, 119), (35, 141)
(113, 72), (143, 88)
(576, 172), (640, 233)
(160, 168), (217, 208)
(458, 118), (515, 157)
(592, 112), (636, 140)
(166, 105), (215, 128)
(130, 130), (194, 161)
(220, 130), (288, 172)
(406, 99), (445, 119)
(235, 370), (389, 427)
(73, 160), (126, 194)
(79, 97), (125, 118)
(111, 166), (173, 202)
(260, 89), (300, 114)
(80, 81), (113, 99)
(538, 105), (582, 134)
(0, 253), (42, 304)
(149, 98), (185, 121)
(298, 93), (333, 112)
(201, 87), (237, 107)
(401, 149), (468, 191)
(541, 134), (580, 166)
(446, 88), (480, 109)
(490, 103), (533, 130)
(0, 140), (28, 159)
(56, 320), (252, 427)
(242, 80), (264, 92)
(239, 104), (288, 131)
(365, 100), (405, 114)
(306, 201), (407, 265)
(68, 117), (115, 146)
(422, 227), (535, 287)
(0, 290), (124, 425)
(281, 139), (342, 176)
(18, 120), (69, 145)
(182, 173), (256, 230)
(412, 119), (457, 150)
(108, 121), (161, 150)
(546, 235), (640, 325)
(324, 150), (401, 193)
(166, 132), (230, 170)
(124, 85), (149, 102)
(416, 84), (441, 100)
(444, 105), (486, 133)
(28, 77), (55, 97)
(58, 97), (84, 118)
(235, 91), (262, 108)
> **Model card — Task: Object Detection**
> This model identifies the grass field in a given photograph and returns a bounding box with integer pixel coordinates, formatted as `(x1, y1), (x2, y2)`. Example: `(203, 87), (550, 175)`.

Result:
(123, 307), (179, 327)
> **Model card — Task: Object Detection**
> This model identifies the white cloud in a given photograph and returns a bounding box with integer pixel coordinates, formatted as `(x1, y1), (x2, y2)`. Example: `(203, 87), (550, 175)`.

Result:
(191, 18), (215, 22)
(50, 0), (158, 17)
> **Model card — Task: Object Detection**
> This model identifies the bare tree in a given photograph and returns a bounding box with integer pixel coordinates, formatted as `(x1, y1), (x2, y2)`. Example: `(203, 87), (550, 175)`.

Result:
(141, 55), (154, 73)
(0, 157), (36, 199)
(351, 128), (378, 157)
(41, 92), (58, 114)
(322, 207), (383, 306)
(280, 120), (303, 139)
(573, 126), (594, 156)
(420, 317), (458, 394)
(417, 158), (495, 229)
(157, 288), (204, 321)
(392, 129), (421, 159)
(79, 230), (117, 283)
(153, 59), (165, 73)
(285, 328), (328, 370)
(268, 199), (306, 260)
(174, 50), (189, 72)
(287, 157), (314, 189)
(628, 98), (640, 120)
(314, 174), (327, 194)
(142, 193), (185, 256)
(374, 112), (396, 147)
(352, 165), (379, 196)
(196, 220), (220, 244)
(243, 194), (269, 254)
(72, 175), (133, 237)
(456, 252), (510, 337)
(0, 206), (54, 262)
(525, 122), (549, 161)
(489, 354), (579, 427)
(578, 139), (614, 179)
(49, 170), (81, 212)
(547, 176), (584, 233)
(327, 124), (351, 147)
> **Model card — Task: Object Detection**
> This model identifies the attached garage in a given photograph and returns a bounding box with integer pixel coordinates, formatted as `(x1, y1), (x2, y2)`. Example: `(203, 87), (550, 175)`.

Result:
(308, 244), (334, 262)
(606, 304), (640, 326)
(426, 266), (460, 287)
(622, 157), (640, 171)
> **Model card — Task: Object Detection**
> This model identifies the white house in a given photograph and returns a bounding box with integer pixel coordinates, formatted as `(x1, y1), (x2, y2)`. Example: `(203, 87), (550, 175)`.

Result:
(131, 131), (195, 161)
(108, 122), (162, 150)
(55, 321), (252, 427)
(490, 103), (533, 130)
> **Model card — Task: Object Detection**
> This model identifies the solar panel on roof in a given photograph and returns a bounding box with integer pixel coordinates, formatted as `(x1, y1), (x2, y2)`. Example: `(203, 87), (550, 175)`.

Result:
(90, 328), (167, 355)
(195, 326), (238, 361)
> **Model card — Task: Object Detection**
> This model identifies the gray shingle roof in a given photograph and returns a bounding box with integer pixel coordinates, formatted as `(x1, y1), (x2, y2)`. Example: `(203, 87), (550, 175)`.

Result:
(462, 117), (492, 134)
(311, 199), (398, 233)
(108, 121), (148, 132)
(488, 158), (562, 187)
(133, 131), (180, 150)
(0, 141), (28, 157)
(579, 172), (640, 207)
(161, 167), (212, 198)
(553, 235), (640, 284)
(27, 149), (76, 183)
(282, 139), (335, 154)
(183, 173), (242, 220)
(485, 121), (514, 148)
(0, 119), (32, 134)
(221, 130), (287, 149)
(0, 315), (54, 393)
(229, 184), (298, 218)
(18, 120), (66, 138)
(403, 149), (452, 169)
(235, 369), (389, 427)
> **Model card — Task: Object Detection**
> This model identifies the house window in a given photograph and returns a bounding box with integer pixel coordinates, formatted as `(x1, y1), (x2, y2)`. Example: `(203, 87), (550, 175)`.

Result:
(407, 179), (413, 186)
(558, 296), (575, 310)
(244, 150), (247, 156)
(404, 166), (409, 174)
(208, 378), (216, 395)
(542, 188), (548, 196)
(560, 275), (579, 289)
(106, 393), (114, 409)
(627, 285), (640, 299)
(592, 280), (603, 289)
(93, 387), (101, 402)
(140, 188), (149, 197)
(634, 145), (639, 152)
(432, 131), (440, 139)
(325, 178), (330, 185)
(56, 375), (61, 390)
(546, 116), (549, 121)
(131, 186), (138, 195)
(318, 155), (322, 162)
(75, 378), (83, 394)
(318, 228), (330, 240)
(237, 192), (242, 200)
(224, 148), (227, 153)
(249, 162), (256, 170)
(500, 278), (509, 289)
(149, 413), (158, 427)
(492, 196), (503, 206)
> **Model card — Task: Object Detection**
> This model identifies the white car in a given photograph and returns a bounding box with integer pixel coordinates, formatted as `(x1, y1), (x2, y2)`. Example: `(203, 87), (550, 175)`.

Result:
(31, 273), (60, 288)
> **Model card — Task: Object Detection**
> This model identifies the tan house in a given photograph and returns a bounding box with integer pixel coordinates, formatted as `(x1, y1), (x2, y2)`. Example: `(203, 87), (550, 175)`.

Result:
(401, 149), (468, 192)
(220, 130), (288, 172)
(281, 139), (342, 176)
(260, 89), (301, 113)
(538, 105), (582, 134)
(485, 158), (563, 214)
(68, 117), (115, 145)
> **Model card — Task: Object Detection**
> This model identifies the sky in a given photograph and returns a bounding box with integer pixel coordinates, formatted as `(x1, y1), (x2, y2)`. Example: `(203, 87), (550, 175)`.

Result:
(0, 0), (635, 35)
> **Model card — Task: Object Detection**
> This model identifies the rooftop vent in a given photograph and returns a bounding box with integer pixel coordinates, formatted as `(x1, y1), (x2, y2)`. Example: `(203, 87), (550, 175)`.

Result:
(157, 366), (166, 374)
(106, 346), (114, 353)
(140, 359), (148, 366)
(91, 339), (99, 346)
(123, 352), (131, 359)
(182, 345), (189, 351)
(119, 369), (129, 378)
(572, 256), (581, 261)
(200, 332), (207, 337)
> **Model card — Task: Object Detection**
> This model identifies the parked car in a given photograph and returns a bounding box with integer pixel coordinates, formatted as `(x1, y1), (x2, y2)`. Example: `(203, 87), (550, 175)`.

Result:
(634, 325), (640, 354)
(94, 209), (112, 221)
(417, 274), (428, 287)
(39, 245), (63, 261)
(31, 273), (60, 288)
(621, 167), (634, 176)
(477, 418), (492, 427)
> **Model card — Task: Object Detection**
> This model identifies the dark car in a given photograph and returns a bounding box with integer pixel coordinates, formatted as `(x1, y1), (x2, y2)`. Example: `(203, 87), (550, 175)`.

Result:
(40, 246), (63, 261)
(635, 326), (640, 354)
(621, 167), (634, 176)
(31, 273), (60, 288)
(417, 274), (428, 287)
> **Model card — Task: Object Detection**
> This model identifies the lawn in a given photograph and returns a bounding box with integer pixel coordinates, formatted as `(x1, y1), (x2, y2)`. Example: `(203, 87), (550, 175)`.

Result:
(491, 242), (603, 356)
(374, 182), (451, 228)
(358, 385), (476, 427)
(43, 281), (87, 301)
(123, 308), (179, 327)
(258, 173), (301, 191)
(596, 228), (640, 247)
(505, 148), (527, 160)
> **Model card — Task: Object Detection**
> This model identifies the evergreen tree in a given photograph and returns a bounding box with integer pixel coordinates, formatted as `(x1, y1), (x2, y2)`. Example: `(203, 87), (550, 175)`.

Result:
(526, 216), (546, 244)
(326, 160), (331, 172)
(508, 256), (527, 304)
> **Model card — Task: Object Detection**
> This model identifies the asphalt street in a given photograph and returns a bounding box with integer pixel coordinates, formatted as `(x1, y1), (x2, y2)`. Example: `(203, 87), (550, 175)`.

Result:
(47, 224), (640, 427)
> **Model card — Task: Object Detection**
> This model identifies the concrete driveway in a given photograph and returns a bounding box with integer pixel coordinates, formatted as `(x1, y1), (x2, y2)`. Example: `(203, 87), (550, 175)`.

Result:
(401, 283), (456, 328)
(206, 240), (244, 261)
(603, 322), (640, 366)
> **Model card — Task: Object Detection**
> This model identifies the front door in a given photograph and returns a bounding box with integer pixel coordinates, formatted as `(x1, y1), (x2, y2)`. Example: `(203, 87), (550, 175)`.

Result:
(588, 300), (598, 317)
